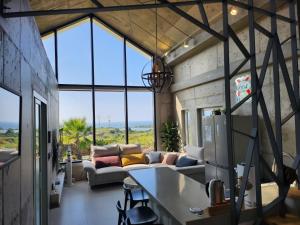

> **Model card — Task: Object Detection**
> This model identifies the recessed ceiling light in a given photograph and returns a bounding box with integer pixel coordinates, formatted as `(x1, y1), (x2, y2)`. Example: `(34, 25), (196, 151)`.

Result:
(230, 7), (238, 16)
(183, 41), (189, 48)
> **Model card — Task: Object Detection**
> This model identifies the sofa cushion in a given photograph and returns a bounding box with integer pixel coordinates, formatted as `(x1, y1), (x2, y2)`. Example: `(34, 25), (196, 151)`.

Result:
(176, 156), (197, 167)
(120, 144), (142, 155)
(148, 152), (161, 164)
(149, 163), (169, 168)
(91, 144), (120, 157)
(162, 153), (178, 165)
(95, 166), (124, 175)
(94, 156), (121, 169)
(123, 164), (150, 171)
(121, 153), (146, 166)
(185, 146), (205, 163)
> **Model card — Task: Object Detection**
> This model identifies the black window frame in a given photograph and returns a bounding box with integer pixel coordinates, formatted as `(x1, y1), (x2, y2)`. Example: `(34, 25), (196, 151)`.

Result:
(42, 15), (157, 150)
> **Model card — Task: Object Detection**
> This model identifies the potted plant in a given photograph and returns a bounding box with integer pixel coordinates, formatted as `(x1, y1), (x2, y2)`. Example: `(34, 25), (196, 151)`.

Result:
(160, 121), (181, 152)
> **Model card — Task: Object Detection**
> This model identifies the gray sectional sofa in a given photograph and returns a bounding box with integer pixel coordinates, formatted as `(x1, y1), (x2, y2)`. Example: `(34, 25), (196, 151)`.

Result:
(83, 144), (205, 188)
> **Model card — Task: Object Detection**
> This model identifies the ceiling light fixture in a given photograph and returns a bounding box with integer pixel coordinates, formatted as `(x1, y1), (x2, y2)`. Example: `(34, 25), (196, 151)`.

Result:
(230, 7), (238, 16)
(183, 40), (189, 48)
(141, 0), (173, 93)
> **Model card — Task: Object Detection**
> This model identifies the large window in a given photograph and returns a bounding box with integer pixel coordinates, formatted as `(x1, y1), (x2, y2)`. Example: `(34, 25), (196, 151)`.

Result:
(95, 92), (125, 145)
(42, 33), (55, 73)
(126, 41), (152, 86)
(182, 110), (192, 146)
(57, 19), (91, 84)
(93, 20), (124, 85)
(128, 92), (154, 151)
(59, 91), (93, 160)
(42, 16), (156, 160)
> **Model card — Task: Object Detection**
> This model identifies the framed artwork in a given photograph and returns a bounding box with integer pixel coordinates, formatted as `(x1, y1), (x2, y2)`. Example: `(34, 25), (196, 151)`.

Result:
(235, 75), (251, 103)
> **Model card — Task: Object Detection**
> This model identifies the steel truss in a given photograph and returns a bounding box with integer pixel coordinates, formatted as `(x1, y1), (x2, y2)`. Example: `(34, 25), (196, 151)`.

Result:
(2, 0), (300, 224)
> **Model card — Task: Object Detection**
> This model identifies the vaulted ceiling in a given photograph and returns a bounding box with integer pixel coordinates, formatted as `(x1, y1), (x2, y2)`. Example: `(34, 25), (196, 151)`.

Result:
(29, 0), (224, 56)
(28, 0), (276, 56)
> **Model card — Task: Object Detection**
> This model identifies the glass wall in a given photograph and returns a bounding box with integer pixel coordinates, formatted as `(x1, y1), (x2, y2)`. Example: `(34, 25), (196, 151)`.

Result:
(93, 20), (124, 85)
(42, 33), (56, 73)
(183, 110), (192, 146)
(95, 92), (126, 145)
(128, 92), (154, 151)
(42, 16), (156, 160)
(126, 41), (152, 86)
(59, 91), (93, 160)
(57, 19), (92, 84)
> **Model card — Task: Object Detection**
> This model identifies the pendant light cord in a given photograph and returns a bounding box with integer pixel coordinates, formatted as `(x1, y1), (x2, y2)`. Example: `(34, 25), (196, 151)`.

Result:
(155, 0), (157, 61)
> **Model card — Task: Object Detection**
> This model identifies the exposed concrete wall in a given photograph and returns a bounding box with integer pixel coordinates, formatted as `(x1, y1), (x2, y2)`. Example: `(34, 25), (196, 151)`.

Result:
(0, 0), (59, 225)
(171, 6), (298, 167)
(155, 92), (174, 150)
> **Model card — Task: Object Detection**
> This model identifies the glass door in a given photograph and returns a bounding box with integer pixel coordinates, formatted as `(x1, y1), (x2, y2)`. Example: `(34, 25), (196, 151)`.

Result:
(34, 101), (41, 225)
(34, 96), (48, 225)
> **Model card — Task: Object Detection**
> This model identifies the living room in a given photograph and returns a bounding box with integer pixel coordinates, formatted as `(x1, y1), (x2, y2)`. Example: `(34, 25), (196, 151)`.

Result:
(0, 0), (300, 225)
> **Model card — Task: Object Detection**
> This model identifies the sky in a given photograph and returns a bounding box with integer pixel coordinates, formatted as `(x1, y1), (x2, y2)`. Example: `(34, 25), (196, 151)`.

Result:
(42, 19), (153, 125)
(0, 87), (20, 124)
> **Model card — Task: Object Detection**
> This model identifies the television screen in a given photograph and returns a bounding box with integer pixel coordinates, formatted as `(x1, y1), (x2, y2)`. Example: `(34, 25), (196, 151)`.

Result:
(0, 86), (21, 165)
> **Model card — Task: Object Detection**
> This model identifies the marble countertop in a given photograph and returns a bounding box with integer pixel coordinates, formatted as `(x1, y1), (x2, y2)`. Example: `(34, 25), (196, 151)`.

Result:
(129, 167), (279, 225)
(129, 167), (218, 225)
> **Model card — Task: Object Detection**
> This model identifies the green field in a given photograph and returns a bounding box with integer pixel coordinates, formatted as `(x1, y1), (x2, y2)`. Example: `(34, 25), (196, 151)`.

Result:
(0, 129), (19, 151)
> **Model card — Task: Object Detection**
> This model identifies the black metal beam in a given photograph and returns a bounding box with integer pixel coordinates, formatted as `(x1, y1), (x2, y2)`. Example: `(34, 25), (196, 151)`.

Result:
(258, 38), (273, 87)
(222, 1), (237, 224)
(158, 0), (226, 41)
(2, 1), (202, 18)
(236, 129), (257, 218)
(260, 155), (280, 185)
(196, 0), (209, 27)
(90, 17), (96, 145)
(124, 38), (129, 144)
(92, 15), (154, 57)
(90, 0), (104, 8)
(254, 22), (273, 38)
(41, 14), (155, 57)
(228, 26), (250, 58)
(270, 0), (285, 213)
(229, 58), (249, 79)
(247, 0), (263, 222)
(58, 84), (151, 91)
(275, 35), (299, 112)
(259, 93), (282, 169)
(54, 30), (58, 81)
(290, 0), (300, 187)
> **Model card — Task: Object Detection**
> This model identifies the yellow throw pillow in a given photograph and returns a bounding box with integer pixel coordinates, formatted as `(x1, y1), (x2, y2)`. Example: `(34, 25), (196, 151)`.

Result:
(121, 153), (146, 166)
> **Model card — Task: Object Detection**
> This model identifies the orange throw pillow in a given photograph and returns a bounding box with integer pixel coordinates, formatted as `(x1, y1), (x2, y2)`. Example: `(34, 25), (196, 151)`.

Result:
(121, 153), (146, 166)
(162, 153), (178, 165)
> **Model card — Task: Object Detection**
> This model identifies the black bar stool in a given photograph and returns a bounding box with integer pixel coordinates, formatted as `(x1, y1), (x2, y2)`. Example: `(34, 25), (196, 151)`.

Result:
(123, 184), (149, 210)
(116, 201), (158, 225)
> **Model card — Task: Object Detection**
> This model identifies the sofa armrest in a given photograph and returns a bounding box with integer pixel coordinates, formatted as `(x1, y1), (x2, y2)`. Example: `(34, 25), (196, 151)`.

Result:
(82, 160), (96, 176)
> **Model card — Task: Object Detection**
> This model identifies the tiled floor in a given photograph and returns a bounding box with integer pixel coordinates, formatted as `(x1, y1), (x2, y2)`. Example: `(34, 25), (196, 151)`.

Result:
(49, 181), (124, 225)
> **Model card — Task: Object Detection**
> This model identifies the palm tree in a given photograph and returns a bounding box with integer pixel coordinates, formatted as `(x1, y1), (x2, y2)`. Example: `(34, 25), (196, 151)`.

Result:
(62, 118), (92, 160)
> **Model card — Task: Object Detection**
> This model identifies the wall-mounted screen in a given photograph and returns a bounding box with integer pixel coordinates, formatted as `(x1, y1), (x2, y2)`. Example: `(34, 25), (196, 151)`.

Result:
(0, 86), (21, 166)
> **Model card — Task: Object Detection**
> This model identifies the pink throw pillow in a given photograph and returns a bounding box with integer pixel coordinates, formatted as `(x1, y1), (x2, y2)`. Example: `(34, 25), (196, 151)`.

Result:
(94, 156), (121, 169)
(162, 153), (178, 165)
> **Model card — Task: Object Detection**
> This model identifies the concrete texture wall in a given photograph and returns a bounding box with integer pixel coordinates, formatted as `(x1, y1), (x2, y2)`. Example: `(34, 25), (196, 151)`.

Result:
(0, 0), (59, 225)
(170, 6), (298, 167)
(155, 92), (174, 150)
